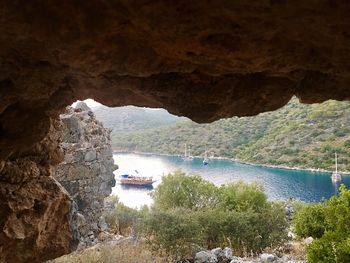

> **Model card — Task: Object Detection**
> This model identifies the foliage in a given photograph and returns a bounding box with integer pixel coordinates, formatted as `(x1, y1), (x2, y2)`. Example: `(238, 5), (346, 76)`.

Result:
(110, 98), (350, 171)
(293, 204), (327, 238)
(293, 185), (350, 263)
(138, 171), (288, 259)
(93, 105), (184, 132)
(219, 182), (268, 212)
(138, 208), (202, 260)
(104, 201), (140, 235)
(152, 170), (219, 210)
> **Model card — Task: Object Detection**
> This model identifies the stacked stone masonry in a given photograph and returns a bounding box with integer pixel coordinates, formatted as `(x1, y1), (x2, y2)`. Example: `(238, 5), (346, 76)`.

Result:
(54, 102), (117, 249)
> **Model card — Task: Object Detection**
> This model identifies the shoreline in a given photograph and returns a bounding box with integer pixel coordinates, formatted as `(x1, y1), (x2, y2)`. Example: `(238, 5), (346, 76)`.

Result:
(112, 150), (350, 175)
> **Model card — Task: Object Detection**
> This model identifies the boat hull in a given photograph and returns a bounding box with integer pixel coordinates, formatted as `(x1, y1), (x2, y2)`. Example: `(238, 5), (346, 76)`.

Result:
(332, 172), (342, 182)
(120, 180), (154, 186)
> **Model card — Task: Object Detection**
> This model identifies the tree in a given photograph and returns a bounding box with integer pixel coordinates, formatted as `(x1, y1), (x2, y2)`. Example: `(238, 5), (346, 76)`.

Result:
(152, 170), (219, 210)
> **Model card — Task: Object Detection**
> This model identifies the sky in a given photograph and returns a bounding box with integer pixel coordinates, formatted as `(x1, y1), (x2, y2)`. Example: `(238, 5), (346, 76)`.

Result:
(71, 99), (102, 108)
(72, 98), (163, 111)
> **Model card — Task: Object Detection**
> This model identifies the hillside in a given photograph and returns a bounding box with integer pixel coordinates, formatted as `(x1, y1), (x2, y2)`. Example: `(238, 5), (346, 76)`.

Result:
(110, 98), (350, 171)
(93, 105), (184, 132)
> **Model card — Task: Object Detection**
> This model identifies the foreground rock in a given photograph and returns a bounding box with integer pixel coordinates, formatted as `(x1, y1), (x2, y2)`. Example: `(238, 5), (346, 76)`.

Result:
(195, 249), (305, 263)
(2, 1), (350, 161)
(54, 102), (117, 248)
(0, 119), (79, 263)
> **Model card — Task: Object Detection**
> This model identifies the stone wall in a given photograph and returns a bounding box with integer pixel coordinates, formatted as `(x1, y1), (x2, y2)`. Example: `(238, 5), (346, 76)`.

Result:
(54, 102), (117, 248)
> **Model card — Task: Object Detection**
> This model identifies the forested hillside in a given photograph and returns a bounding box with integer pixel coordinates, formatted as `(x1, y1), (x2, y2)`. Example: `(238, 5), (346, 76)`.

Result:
(108, 98), (350, 171)
(93, 105), (184, 132)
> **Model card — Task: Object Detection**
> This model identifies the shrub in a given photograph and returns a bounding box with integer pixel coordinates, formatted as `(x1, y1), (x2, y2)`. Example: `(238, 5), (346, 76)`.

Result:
(293, 185), (350, 263)
(152, 170), (219, 210)
(223, 202), (288, 254)
(139, 208), (202, 260)
(139, 172), (288, 258)
(219, 181), (268, 212)
(293, 204), (327, 238)
(104, 202), (140, 235)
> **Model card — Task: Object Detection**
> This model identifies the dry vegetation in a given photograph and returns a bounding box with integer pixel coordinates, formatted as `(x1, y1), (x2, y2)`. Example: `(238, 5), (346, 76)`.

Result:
(48, 241), (171, 263)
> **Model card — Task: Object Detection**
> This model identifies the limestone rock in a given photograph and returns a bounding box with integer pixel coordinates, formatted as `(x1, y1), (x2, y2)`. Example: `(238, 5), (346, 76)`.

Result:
(195, 251), (218, 263)
(211, 248), (225, 259)
(54, 103), (116, 249)
(0, 119), (79, 263)
(2, 1), (350, 160)
(303, 236), (314, 245)
(260, 253), (277, 262)
(223, 247), (233, 259)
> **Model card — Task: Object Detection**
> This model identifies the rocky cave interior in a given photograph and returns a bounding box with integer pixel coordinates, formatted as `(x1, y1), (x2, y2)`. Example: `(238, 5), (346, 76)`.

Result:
(1, 1), (350, 262)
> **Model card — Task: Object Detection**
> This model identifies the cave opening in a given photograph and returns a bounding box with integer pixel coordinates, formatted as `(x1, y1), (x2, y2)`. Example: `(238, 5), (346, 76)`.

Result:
(2, 1), (350, 262)
(45, 96), (350, 262)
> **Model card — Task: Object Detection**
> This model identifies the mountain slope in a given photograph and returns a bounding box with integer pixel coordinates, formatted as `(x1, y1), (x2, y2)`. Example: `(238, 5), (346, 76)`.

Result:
(110, 98), (350, 171)
(93, 105), (184, 132)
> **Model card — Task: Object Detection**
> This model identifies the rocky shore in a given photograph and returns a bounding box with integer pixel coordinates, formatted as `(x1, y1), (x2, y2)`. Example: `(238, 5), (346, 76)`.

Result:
(112, 150), (350, 175)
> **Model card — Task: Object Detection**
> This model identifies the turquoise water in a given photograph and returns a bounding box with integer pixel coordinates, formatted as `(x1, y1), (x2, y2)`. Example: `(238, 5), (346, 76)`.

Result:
(112, 153), (350, 208)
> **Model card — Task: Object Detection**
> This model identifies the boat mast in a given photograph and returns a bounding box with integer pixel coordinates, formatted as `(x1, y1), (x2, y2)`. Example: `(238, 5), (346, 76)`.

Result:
(184, 143), (187, 157)
(335, 152), (338, 174)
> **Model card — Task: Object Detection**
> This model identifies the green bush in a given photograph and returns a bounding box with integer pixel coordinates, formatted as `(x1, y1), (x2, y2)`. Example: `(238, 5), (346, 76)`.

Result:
(219, 181), (268, 212)
(152, 170), (219, 210)
(223, 204), (288, 254)
(293, 204), (327, 238)
(139, 171), (288, 258)
(293, 185), (350, 263)
(104, 202), (140, 235)
(139, 208), (202, 260)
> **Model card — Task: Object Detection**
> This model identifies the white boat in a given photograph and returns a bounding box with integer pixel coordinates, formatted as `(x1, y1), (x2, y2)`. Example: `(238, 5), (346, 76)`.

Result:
(119, 170), (156, 187)
(183, 143), (194, 161)
(331, 152), (342, 182)
(203, 149), (209, 165)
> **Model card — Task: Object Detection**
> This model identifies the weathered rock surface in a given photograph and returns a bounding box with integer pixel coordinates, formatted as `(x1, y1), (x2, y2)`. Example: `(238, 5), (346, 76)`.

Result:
(54, 102), (117, 249)
(2, 1), (350, 159)
(1, 1), (350, 262)
(0, 119), (79, 263)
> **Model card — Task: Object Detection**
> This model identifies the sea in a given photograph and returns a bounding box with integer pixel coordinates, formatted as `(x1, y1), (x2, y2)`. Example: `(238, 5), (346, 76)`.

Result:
(111, 153), (350, 208)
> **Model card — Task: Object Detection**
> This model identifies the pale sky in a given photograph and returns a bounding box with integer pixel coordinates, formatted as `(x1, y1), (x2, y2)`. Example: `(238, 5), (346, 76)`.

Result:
(71, 99), (102, 108)
(72, 98), (163, 111)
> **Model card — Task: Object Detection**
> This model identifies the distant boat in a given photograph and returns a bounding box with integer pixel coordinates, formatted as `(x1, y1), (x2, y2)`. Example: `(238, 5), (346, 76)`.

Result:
(331, 152), (342, 182)
(120, 170), (156, 186)
(183, 143), (194, 161)
(203, 149), (209, 165)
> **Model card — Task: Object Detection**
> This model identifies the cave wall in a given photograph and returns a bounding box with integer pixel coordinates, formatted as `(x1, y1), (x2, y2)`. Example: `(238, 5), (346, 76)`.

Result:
(0, 118), (79, 263)
(1, 1), (350, 262)
(2, 1), (350, 159)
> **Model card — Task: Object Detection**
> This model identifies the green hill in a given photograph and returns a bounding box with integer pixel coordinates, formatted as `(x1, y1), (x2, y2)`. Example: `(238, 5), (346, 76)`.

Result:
(110, 98), (350, 171)
(93, 105), (184, 132)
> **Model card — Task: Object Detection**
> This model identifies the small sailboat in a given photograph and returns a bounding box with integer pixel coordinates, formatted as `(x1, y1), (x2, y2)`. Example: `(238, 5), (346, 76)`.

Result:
(183, 144), (194, 161)
(203, 149), (209, 165)
(331, 152), (342, 182)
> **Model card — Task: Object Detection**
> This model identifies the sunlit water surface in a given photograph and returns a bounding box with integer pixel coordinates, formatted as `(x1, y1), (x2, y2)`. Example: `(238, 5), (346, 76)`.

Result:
(112, 153), (350, 208)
